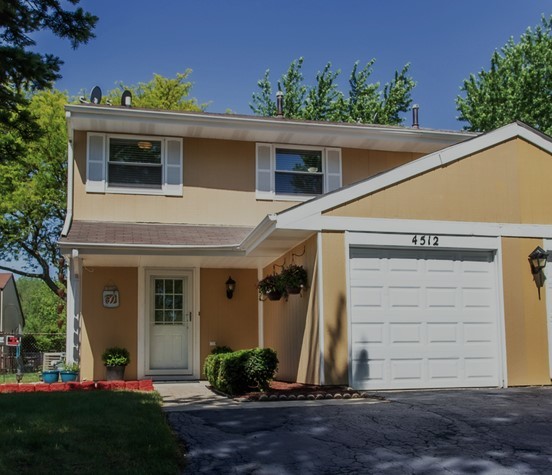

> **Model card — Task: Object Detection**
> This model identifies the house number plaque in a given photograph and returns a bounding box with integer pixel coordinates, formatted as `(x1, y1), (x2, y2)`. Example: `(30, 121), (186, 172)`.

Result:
(411, 235), (440, 246)
(103, 289), (120, 308)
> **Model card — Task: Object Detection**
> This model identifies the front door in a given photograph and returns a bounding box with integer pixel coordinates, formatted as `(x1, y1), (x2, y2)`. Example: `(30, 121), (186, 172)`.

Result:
(148, 273), (193, 374)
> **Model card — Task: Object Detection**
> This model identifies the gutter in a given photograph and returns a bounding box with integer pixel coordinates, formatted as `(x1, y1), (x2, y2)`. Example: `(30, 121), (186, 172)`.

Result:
(240, 214), (278, 254)
(61, 112), (74, 237)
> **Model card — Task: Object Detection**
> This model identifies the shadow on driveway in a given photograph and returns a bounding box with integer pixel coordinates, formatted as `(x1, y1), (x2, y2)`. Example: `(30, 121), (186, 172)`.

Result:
(168, 387), (552, 474)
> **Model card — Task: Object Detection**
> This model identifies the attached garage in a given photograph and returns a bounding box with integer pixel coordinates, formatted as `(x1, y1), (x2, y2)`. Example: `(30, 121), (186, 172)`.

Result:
(349, 247), (502, 390)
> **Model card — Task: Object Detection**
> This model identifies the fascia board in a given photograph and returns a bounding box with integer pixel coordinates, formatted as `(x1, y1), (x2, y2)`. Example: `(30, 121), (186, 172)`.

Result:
(64, 105), (473, 152)
(275, 123), (552, 227)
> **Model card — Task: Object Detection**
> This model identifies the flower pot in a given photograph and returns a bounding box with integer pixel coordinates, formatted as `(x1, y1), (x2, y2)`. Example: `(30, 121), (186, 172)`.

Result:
(42, 370), (59, 384)
(106, 365), (126, 381)
(60, 371), (78, 382)
(267, 291), (282, 301)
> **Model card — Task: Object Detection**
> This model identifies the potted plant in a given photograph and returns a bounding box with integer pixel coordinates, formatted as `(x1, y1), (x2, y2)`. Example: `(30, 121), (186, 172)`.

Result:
(257, 273), (286, 301)
(41, 368), (59, 384)
(102, 347), (130, 381)
(59, 361), (79, 382)
(281, 264), (308, 295)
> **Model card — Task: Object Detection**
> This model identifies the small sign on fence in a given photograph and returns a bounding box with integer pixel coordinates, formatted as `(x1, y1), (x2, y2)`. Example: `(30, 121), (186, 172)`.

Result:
(0, 335), (21, 347)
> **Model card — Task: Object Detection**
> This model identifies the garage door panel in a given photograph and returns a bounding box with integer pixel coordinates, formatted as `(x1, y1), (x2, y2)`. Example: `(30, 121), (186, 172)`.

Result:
(350, 247), (500, 390)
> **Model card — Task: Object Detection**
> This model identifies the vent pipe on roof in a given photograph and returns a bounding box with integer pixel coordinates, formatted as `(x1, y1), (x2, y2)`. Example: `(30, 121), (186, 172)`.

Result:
(276, 91), (284, 118)
(412, 104), (420, 129)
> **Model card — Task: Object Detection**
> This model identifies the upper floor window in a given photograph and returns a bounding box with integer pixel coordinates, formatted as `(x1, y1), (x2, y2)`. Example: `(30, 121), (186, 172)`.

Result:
(86, 133), (183, 196)
(256, 144), (341, 201)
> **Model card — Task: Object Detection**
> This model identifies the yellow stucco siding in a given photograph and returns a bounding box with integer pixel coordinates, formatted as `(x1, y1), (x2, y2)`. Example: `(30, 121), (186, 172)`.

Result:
(72, 131), (423, 226)
(326, 139), (548, 224)
(199, 268), (259, 375)
(80, 267), (138, 381)
(262, 236), (318, 383)
(502, 238), (550, 385)
(321, 232), (349, 385)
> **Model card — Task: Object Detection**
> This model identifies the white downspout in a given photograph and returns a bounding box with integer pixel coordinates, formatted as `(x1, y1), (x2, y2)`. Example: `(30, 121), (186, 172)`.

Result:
(61, 111), (73, 237)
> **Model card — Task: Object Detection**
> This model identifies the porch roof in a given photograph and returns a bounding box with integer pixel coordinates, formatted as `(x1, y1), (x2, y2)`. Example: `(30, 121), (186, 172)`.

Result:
(59, 221), (254, 250)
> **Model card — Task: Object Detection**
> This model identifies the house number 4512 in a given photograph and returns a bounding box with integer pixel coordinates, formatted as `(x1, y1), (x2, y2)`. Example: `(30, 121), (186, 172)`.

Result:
(411, 235), (440, 246)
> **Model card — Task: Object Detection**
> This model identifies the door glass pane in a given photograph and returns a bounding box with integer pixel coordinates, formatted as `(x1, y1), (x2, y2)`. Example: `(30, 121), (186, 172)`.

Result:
(174, 279), (183, 293)
(155, 310), (164, 323)
(155, 295), (164, 310)
(165, 279), (173, 293)
(155, 280), (164, 293)
(174, 295), (183, 310)
(152, 278), (185, 326)
(164, 295), (174, 309)
(173, 311), (183, 322)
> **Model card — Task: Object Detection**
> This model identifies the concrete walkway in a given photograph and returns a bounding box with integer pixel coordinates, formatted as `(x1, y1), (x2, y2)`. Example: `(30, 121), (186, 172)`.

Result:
(154, 381), (240, 411)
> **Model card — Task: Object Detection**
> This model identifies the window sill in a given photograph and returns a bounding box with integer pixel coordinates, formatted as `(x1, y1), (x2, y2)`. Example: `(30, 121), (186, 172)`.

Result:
(86, 186), (182, 197)
(255, 192), (318, 203)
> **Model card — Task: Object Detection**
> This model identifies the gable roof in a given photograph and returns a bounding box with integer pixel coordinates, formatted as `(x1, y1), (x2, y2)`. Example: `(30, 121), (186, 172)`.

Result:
(242, 122), (552, 255)
(0, 273), (13, 290)
(272, 122), (552, 228)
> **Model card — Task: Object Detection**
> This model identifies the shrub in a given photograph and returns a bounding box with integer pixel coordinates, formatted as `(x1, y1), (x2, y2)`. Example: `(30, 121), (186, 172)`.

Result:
(211, 345), (233, 355)
(203, 348), (278, 395)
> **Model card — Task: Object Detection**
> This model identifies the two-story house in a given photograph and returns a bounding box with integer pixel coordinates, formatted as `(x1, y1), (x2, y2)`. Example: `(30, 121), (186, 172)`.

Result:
(59, 104), (552, 390)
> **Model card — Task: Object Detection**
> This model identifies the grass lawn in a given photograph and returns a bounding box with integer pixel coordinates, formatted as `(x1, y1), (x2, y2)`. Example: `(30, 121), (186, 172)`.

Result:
(0, 372), (41, 384)
(0, 391), (182, 474)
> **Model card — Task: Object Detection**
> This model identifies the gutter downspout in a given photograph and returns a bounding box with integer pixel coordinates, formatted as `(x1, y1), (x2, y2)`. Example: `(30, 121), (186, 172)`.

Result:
(61, 111), (74, 237)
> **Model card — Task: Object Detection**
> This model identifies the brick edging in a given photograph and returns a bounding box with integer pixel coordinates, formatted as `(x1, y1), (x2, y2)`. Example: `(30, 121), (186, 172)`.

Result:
(0, 380), (155, 393)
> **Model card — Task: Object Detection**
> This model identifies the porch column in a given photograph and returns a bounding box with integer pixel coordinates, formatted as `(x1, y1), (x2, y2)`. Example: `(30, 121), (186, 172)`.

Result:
(65, 249), (82, 363)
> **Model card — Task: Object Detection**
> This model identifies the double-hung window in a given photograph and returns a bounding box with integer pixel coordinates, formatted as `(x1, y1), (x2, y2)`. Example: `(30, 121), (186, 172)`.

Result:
(86, 133), (183, 195)
(256, 144), (341, 200)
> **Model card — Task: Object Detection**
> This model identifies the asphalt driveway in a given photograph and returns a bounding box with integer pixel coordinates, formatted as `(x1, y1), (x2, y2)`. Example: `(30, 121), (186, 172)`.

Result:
(167, 387), (552, 474)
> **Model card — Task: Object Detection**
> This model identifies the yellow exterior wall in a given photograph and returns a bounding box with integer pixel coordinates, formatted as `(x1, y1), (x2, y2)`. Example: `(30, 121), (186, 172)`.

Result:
(263, 236), (319, 384)
(502, 238), (550, 385)
(80, 267), (138, 381)
(72, 131), (422, 226)
(199, 268), (259, 375)
(326, 139), (552, 224)
(321, 232), (349, 385)
(341, 148), (422, 186)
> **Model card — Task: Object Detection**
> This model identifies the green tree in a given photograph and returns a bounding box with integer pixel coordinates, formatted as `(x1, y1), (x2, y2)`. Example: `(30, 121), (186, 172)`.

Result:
(0, 89), (67, 296)
(0, 0), (97, 162)
(250, 58), (416, 125)
(105, 70), (207, 111)
(456, 15), (552, 135)
(17, 277), (65, 351)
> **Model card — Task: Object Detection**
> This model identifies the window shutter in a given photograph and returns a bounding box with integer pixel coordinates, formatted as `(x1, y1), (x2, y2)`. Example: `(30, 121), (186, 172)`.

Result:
(256, 143), (273, 198)
(325, 148), (342, 193)
(164, 138), (183, 196)
(86, 133), (106, 193)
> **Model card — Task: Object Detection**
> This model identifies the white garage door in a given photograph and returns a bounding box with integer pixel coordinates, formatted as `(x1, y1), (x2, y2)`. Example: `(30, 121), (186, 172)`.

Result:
(350, 247), (501, 390)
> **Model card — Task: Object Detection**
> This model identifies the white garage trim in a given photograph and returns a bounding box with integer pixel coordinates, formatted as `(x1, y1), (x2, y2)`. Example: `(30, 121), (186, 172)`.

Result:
(345, 232), (507, 390)
(543, 239), (552, 379)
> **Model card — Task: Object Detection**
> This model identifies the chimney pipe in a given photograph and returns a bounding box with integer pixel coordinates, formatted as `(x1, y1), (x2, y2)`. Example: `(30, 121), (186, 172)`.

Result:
(276, 91), (284, 118)
(412, 104), (419, 129)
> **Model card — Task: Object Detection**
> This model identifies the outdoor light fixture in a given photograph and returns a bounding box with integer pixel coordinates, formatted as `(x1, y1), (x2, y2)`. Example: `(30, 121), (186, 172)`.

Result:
(225, 276), (236, 299)
(528, 246), (549, 274)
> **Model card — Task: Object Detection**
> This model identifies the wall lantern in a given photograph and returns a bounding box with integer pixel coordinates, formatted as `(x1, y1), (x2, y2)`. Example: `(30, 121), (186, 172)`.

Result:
(528, 246), (549, 274)
(225, 276), (236, 299)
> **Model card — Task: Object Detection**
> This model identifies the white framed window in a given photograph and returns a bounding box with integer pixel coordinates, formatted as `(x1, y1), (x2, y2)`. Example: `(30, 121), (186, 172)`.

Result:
(86, 133), (183, 196)
(256, 143), (341, 201)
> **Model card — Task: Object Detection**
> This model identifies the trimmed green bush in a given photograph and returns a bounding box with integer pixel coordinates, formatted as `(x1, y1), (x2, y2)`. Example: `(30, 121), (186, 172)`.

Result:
(211, 345), (233, 355)
(203, 348), (278, 395)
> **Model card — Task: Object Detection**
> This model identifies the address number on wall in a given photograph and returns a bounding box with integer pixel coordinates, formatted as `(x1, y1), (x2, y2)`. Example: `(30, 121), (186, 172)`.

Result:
(411, 235), (440, 246)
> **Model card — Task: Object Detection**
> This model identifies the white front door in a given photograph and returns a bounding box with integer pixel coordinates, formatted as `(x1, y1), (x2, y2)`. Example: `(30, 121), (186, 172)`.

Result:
(147, 273), (193, 374)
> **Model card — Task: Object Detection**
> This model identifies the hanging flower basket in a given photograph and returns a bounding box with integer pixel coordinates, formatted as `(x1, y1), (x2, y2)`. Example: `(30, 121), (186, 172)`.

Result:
(281, 264), (308, 295)
(257, 274), (286, 301)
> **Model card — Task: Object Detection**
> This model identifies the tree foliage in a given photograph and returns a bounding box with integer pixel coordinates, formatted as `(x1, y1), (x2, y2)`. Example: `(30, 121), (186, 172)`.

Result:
(456, 15), (552, 135)
(0, 0), (97, 162)
(105, 70), (207, 111)
(250, 58), (416, 125)
(0, 89), (67, 295)
(17, 277), (65, 351)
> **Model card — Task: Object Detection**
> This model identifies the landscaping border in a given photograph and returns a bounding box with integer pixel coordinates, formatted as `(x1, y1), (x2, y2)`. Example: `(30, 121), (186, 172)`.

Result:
(0, 380), (155, 393)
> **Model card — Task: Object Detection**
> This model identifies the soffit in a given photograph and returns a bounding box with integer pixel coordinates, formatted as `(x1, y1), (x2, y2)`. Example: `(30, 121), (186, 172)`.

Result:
(66, 105), (475, 154)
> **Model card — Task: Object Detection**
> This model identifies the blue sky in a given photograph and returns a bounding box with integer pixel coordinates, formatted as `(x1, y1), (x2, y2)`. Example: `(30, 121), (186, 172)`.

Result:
(32, 1), (551, 130)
